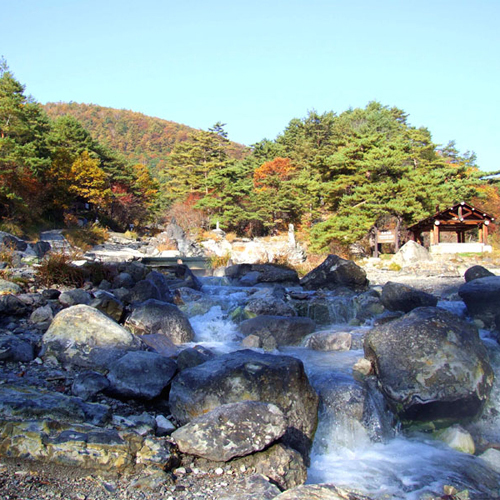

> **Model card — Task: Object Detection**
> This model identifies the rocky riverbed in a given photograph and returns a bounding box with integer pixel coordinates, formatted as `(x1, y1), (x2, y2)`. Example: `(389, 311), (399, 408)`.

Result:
(1, 230), (500, 499)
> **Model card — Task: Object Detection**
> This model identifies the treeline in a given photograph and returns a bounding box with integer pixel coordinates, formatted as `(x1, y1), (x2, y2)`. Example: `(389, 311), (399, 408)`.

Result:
(0, 60), (159, 232)
(43, 102), (248, 179)
(160, 103), (492, 251)
(2, 59), (496, 251)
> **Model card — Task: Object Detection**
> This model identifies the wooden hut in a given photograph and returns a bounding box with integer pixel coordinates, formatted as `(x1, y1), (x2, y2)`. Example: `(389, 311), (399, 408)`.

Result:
(408, 202), (494, 254)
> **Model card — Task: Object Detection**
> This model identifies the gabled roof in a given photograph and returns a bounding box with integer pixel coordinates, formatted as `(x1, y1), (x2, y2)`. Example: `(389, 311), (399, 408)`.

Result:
(408, 202), (495, 233)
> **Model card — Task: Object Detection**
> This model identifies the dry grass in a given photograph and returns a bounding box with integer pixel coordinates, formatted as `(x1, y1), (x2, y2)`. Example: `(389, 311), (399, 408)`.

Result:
(63, 224), (109, 251)
(36, 252), (87, 287)
(207, 253), (232, 269)
(0, 242), (17, 268)
(294, 254), (326, 277)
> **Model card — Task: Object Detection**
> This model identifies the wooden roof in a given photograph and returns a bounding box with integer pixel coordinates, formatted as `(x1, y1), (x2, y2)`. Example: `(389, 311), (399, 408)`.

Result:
(408, 202), (495, 233)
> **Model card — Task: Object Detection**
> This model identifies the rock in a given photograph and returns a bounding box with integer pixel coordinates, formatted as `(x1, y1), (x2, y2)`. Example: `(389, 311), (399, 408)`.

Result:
(172, 401), (287, 461)
(0, 294), (28, 316)
(0, 278), (22, 294)
(244, 297), (296, 318)
(464, 265), (495, 283)
(238, 315), (316, 348)
(0, 336), (35, 362)
(241, 334), (262, 348)
(479, 448), (500, 474)
(218, 474), (281, 500)
(155, 415), (176, 436)
(300, 254), (369, 292)
(234, 443), (307, 490)
(437, 425), (475, 454)
(352, 358), (373, 378)
(145, 270), (173, 303)
(0, 385), (110, 425)
(119, 261), (148, 282)
(380, 281), (438, 313)
(0, 418), (179, 473)
(169, 349), (319, 461)
(176, 346), (214, 371)
(392, 240), (432, 267)
(41, 304), (145, 369)
(364, 307), (494, 424)
(124, 279), (161, 304)
(113, 272), (135, 288)
(106, 351), (177, 400)
(58, 289), (92, 307)
(225, 264), (300, 287)
(139, 334), (178, 357)
(30, 304), (54, 325)
(90, 290), (124, 322)
(0, 233), (27, 252)
(459, 276), (500, 328)
(292, 294), (357, 325)
(125, 299), (194, 344)
(30, 240), (51, 258)
(42, 289), (60, 300)
(274, 484), (373, 500)
(305, 331), (352, 351)
(354, 292), (385, 323)
(71, 371), (111, 400)
(162, 264), (202, 291)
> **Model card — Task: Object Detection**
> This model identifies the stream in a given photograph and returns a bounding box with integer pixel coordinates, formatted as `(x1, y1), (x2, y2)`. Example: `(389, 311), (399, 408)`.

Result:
(184, 279), (500, 499)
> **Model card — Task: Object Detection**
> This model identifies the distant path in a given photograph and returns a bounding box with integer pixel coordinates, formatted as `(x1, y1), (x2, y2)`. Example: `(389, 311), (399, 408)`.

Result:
(40, 230), (73, 253)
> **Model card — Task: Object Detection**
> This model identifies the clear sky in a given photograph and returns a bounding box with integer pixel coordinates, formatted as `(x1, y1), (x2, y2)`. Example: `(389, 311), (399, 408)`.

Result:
(1, 0), (499, 170)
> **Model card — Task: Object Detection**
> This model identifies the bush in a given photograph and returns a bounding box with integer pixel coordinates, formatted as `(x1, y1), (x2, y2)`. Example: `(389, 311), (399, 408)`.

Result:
(63, 223), (109, 251)
(207, 253), (232, 269)
(36, 252), (87, 287)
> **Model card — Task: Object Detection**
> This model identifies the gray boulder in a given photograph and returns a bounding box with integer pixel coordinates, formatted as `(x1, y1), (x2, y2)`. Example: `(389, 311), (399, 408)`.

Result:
(30, 304), (54, 326)
(459, 276), (500, 328)
(464, 265), (495, 283)
(31, 240), (51, 258)
(124, 279), (162, 304)
(244, 297), (297, 318)
(113, 272), (135, 289)
(380, 281), (438, 313)
(171, 401), (287, 461)
(169, 349), (318, 461)
(71, 371), (111, 400)
(0, 278), (22, 295)
(225, 263), (300, 287)
(305, 331), (352, 351)
(0, 294), (28, 316)
(90, 290), (124, 322)
(0, 336), (35, 362)
(106, 351), (177, 400)
(146, 270), (173, 302)
(58, 289), (92, 307)
(364, 307), (494, 424)
(176, 345), (214, 371)
(300, 254), (369, 292)
(125, 299), (194, 344)
(275, 484), (372, 500)
(392, 240), (432, 267)
(41, 304), (144, 369)
(238, 315), (316, 347)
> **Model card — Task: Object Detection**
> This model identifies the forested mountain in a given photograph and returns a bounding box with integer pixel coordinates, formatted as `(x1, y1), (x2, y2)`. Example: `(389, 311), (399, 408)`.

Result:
(43, 102), (248, 177)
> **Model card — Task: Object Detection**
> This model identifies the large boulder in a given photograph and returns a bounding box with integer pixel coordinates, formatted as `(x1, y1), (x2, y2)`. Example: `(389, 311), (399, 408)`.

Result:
(124, 299), (194, 344)
(171, 401), (287, 461)
(106, 351), (177, 400)
(169, 349), (319, 461)
(41, 304), (144, 369)
(380, 281), (438, 313)
(300, 255), (369, 292)
(459, 276), (500, 328)
(225, 263), (300, 287)
(392, 240), (432, 267)
(364, 307), (494, 424)
(275, 484), (372, 500)
(464, 265), (495, 283)
(238, 315), (316, 348)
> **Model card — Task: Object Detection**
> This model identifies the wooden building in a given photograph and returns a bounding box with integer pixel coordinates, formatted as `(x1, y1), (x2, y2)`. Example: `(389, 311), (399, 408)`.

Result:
(408, 202), (494, 253)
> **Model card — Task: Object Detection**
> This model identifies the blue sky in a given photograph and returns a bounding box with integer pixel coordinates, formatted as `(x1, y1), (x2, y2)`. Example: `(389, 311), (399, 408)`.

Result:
(1, 0), (499, 170)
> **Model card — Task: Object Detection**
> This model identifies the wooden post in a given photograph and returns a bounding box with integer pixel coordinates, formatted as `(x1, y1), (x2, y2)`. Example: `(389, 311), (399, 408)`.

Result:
(374, 227), (379, 258)
(395, 218), (401, 252)
(432, 221), (440, 246)
(484, 223), (489, 245)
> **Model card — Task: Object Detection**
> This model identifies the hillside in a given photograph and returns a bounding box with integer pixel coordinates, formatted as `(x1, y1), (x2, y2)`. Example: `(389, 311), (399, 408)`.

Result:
(43, 102), (248, 175)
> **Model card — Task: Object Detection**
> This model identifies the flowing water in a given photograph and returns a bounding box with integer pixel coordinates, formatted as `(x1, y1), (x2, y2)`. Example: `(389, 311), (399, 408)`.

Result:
(187, 282), (500, 499)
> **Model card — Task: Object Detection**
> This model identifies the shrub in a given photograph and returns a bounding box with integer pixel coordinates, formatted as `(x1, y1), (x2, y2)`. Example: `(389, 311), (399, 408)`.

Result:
(0, 242), (17, 267)
(36, 252), (87, 287)
(63, 223), (109, 251)
(207, 253), (232, 269)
